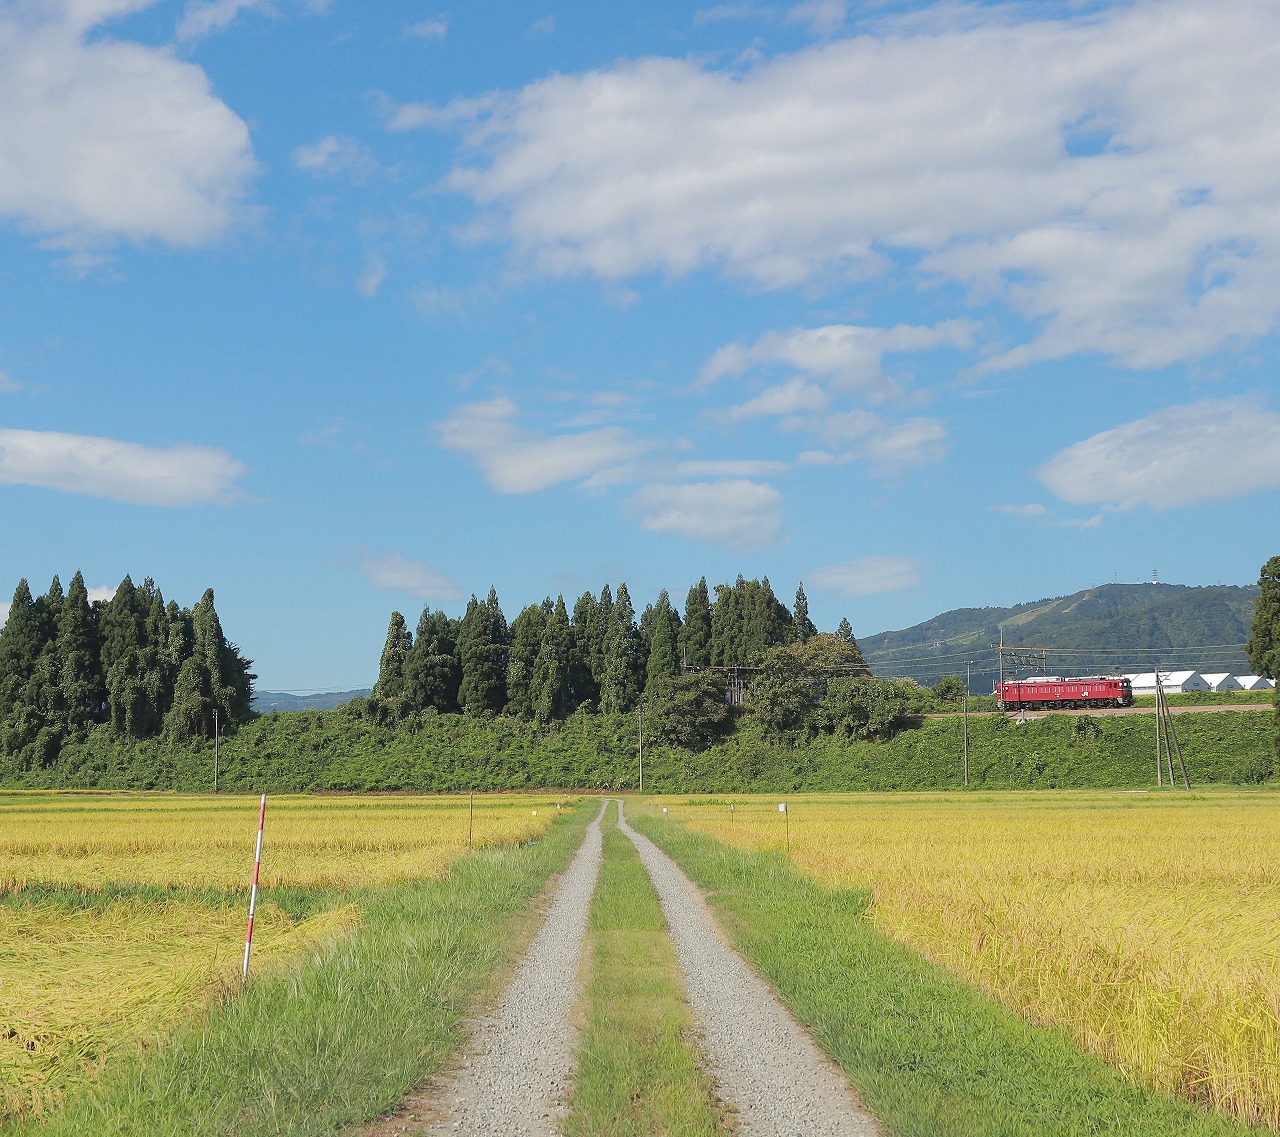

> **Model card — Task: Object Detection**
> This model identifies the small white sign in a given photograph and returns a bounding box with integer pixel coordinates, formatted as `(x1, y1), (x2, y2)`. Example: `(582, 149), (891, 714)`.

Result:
(662, 807), (668, 813)
(778, 802), (788, 813)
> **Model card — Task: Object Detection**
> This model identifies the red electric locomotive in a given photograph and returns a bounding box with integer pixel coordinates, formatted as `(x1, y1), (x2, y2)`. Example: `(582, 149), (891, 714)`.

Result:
(998, 675), (1133, 711)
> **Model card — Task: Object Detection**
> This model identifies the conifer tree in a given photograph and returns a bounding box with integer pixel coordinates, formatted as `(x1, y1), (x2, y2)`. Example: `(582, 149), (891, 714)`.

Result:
(371, 611), (413, 717)
(836, 617), (855, 642)
(404, 607), (461, 713)
(679, 577), (712, 667)
(532, 596), (574, 722)
(793, 582), (817, 642)
(600, 583), (642, 713)
(57, 571), (105, 737)
(0, 581), (47, 760)
(570, 591), (602, 708)
(505, 603), (548, 719)
(458, 589), (508, 716)
(645, 590), (681, 699)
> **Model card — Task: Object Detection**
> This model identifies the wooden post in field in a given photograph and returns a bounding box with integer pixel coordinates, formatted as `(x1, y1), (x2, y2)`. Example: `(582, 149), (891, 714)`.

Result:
(779, 801), (789, 855)
(242, 794), (266, 984)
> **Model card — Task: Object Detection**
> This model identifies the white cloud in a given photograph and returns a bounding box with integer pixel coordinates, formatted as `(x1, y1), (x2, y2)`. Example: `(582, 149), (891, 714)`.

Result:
(0, 371), (21, 393)
(0, 428), (244, 506)
(1038, 397), (1280, 510)
(701, 322), (972, 400)
(353, 551), (462, 601)
(676, 459), (788, 477)
(87, 585), (114, 604)
(992, 502), (1047, 517)
(0, 601), (8, 625)
(528, 15), (554, 35)
(437, 398), (651, 493)
(405, 15), (447, 40)
(781, 409), (946, 471)
(785, 0), (844, 36)
(356, 253), (387, 298)
(292, 135), (376, 180)
(437, 1), (1280, 367)
(175, 0), (328, 41)
(0, 1), (254, 247)
(385, 93), (496, 133)
(695, 3), (773, 23)
(710, 378), (828, 424)
(809, 555), (921, 598)
(632, 479), (783, 551)
(176, 0), (266, 40)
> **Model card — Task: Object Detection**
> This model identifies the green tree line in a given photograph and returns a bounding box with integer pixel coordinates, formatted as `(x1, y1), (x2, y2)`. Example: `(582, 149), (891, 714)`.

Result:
(0, 572), (254, 769)
(367, 576), (860, 732)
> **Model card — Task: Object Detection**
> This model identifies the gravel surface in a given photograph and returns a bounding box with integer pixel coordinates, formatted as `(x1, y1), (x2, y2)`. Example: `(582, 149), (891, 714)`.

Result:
(617, 800), (881, 1137)
(418, 800), (606, 1136)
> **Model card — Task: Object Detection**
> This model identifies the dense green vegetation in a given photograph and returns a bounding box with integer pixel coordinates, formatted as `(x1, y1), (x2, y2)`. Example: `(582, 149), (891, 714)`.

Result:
(366, 575), (857, 726)
(0, 574), (253, 770)
(630, 810), (1263, 1137)
(15, 803), (595, 1137)
(2, 701), (1269, 792)
(564, 803), (727, 1137)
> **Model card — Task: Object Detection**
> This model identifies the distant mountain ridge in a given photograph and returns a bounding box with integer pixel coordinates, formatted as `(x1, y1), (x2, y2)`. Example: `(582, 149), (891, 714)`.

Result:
(859, 583), (1258, 690)
(253, 689), (371, 713)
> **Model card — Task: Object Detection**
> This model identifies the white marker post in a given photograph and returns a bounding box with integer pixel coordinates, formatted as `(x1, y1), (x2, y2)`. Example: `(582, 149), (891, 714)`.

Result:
(242, 793), (267, 984)
(779, 801), (789, 855)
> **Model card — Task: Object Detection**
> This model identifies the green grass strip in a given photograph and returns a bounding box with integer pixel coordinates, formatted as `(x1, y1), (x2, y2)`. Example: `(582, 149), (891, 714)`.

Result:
(563, 802), (729, 1137)
(629, 808), (1265, 1137)
(14, 804), (596, 1137)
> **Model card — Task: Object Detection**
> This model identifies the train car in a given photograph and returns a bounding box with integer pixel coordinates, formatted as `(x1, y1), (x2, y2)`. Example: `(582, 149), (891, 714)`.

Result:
(998, 675), (1133, 711)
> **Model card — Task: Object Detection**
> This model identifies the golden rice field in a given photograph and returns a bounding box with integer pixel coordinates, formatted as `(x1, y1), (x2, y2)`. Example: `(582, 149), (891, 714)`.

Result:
(662, 791), (1280, 1131)
(0, 791), (563, 1125)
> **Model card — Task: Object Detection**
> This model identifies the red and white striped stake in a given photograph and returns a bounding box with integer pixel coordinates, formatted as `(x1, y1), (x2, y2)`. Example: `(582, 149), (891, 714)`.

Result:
(242, 793), (267, 983)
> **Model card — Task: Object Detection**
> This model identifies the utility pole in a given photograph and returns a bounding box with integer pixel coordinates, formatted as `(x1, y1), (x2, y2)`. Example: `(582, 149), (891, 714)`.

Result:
(963, 660), (972, 787)
(637, 703), (644, 793)
(213, 708), (220, 793)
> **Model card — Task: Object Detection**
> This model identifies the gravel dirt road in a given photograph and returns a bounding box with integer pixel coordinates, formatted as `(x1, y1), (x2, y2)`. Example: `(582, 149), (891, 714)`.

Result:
(414, 799), (607, 1136)
(617, 800), (880, 1137)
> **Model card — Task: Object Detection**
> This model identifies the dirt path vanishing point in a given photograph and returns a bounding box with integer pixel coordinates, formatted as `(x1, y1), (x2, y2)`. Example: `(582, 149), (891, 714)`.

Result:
(418, 799), (607, 1137)
(616, 800), (881, 1137)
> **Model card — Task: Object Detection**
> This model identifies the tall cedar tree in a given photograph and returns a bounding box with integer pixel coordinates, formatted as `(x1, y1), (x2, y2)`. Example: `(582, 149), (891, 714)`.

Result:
(531, 596), (575, 723)
(569, 591), (601, 708)
(458, 588), (508, 716)
(680, 577), (712, 667)
(793, 583), (817, 642)
(600, 583), (642, 713)
(371, 611), (413, 718)
(404, 607), (461, 713)
(644, 590), (681, 699)
(505, 602), (549, 719)
(836, 617), (855, 642)
(57, 572), (104, 737)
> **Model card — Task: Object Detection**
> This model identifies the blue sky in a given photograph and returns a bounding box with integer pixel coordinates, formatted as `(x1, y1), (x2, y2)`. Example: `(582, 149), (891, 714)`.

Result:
(2, 0), (1278, 691)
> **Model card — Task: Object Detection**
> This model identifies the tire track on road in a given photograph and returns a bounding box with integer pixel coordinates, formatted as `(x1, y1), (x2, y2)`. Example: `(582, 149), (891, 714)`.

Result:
(617, 800), (880, 1137)
(417, 799), (607, 1136)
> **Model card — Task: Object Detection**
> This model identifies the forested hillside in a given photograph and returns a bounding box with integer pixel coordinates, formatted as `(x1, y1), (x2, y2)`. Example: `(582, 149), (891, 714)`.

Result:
(860, 583), (1258, 687)
(0, 573), (253, 769)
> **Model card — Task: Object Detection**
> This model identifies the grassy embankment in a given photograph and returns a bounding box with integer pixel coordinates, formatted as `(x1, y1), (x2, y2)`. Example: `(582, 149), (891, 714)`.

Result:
(630, 805), (1266, 1137)
(4, 699), (1274, 792)
(11, 801), (594, 1137)
(563, 801), (727, 1137)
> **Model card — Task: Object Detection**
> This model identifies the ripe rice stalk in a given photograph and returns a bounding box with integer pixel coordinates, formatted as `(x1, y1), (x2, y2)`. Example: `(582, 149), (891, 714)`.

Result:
(663, 791), (1280, 1131)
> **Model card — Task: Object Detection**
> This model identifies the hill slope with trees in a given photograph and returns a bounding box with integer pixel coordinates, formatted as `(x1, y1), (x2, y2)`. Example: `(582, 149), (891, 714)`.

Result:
(860, 583), (1258, 686)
